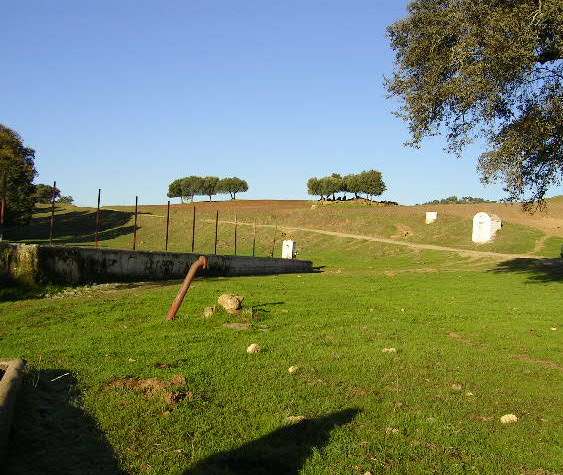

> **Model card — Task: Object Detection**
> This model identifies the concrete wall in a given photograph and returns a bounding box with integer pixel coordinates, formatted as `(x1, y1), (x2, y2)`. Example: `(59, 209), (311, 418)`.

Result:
(0, 243), (313, 285)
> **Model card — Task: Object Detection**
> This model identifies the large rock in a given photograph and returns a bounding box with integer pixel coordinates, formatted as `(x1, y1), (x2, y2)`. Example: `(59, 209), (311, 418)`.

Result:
(218, 294), (244, 313)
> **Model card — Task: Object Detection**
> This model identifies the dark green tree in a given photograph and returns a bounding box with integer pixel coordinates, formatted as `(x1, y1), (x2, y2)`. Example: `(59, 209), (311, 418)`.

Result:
(58, 195), (74, 204)
(35, 183), (61, 204)
(386, 0), (563, 206)
(0, 125), (37, 226)
(181, 176), (204, 202)
(200, 176), (220, 201)
(307, 177), (324, 199)
(167, 179), (185, 202)
(218, 177), (249, 199)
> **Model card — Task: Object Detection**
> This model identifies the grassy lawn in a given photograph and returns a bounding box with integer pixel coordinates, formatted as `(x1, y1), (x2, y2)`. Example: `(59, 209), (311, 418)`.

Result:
(1, 231), (562, 474)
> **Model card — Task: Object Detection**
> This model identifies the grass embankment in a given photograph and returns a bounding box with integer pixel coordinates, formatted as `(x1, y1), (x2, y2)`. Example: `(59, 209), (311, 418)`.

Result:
(7, 199), (563, 256)
(1, 232), (562, 474)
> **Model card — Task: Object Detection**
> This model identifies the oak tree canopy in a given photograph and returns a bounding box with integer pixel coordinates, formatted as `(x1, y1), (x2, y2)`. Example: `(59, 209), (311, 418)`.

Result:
(386, 0), (563, 206)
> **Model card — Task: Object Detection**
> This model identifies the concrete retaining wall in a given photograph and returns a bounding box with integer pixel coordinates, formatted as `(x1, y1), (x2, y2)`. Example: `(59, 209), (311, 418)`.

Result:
(0, 243), (313, 285)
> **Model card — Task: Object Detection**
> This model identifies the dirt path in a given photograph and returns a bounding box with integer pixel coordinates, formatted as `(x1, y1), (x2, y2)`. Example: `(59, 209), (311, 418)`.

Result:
(214, 220), (538, 260)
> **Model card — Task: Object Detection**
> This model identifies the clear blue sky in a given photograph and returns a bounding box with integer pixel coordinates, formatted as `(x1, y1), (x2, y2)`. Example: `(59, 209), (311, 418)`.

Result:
(2, 0), (516, 206)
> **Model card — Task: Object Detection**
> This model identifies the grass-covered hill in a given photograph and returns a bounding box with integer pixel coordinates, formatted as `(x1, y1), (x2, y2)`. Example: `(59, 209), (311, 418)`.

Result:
(6, 198), (563, 258)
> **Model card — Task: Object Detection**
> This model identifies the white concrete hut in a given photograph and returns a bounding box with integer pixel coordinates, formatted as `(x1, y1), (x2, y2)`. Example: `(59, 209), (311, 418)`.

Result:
(472, 212), (502, 243)
(425, 211), (438, 224)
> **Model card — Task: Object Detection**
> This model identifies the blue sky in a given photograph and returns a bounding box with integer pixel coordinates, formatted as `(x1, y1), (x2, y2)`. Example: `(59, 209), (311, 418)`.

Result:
(2, 0), (518, 206)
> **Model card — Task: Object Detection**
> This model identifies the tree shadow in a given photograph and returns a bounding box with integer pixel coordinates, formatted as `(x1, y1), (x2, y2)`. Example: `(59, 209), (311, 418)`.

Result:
(490, 258), (563, 283)
(4, 369), (124, 475)
(184, 408), (360, 474)
(6, 209), (134, 245)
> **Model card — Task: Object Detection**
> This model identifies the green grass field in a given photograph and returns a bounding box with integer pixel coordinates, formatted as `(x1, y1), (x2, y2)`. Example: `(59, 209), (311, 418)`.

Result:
(1, 203), (562, 474)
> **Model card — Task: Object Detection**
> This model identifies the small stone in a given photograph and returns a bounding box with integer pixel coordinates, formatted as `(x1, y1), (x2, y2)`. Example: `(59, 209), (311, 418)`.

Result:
(288, 366), (299, 374)
(465, 391), (474, 396)
(451, 383), (463, 391)
(128, 358), (136, 363)
(382, 347), (397, 353)
(500, 414), (518, 424)
(385, 427), (400, 434)
(286, 415), (305, 423)
(223, 323), (252, 330)
(246, 343), (262, 354)
(203, 306), (215, 318)
(550, 327), (557, 331)
(218, 294), (244, 312)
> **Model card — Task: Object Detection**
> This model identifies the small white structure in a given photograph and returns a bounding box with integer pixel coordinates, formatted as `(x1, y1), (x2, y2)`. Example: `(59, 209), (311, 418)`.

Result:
(282, 240), (297, 259)
(425, 212), (438, 224)
(472, 212), (502, 243)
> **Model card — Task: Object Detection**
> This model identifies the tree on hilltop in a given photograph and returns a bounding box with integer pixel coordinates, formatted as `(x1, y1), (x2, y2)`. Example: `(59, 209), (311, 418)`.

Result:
(35, 183), (61, 204)
(218, 177), (249, 199)
(386, 0), (563, 207)
(200, 176), (220, 201)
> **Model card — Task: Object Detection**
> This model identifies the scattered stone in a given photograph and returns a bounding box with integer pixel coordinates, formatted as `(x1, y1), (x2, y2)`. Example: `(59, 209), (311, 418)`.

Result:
(385, 427), (400, 434)
(465, 391), (474, 397)
(425, 417), (436, 423)
(500, 414), (518, 424)
(551, 327), (557, 331)
(128, 358), (136, 363)
(382, 347), (397, 353)
(286, 415), (306, 423)
(153, 362), (175, 369)
(223, 323), (252, 330)
(451, 383), (463, 391)
(246, 343), (262, 354)
(218, 294), (244, 313)
(164, 391), (193, 405)
(203, 306), (215, 318)
(288, 366), (299, 374)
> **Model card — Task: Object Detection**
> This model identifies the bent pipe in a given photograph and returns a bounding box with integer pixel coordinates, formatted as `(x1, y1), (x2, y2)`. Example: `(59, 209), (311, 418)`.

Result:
(166, 255), (207, 321)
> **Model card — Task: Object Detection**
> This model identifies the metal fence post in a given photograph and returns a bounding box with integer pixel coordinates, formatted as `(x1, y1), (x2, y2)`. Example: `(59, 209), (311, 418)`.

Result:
(49, 180), (56, 245)
(95, 188), (101, 248)
(191, 206), (196, 253)
(165, 200), (170, 251)
(132, 196), (138, 250)
(214, 210), (218, 254)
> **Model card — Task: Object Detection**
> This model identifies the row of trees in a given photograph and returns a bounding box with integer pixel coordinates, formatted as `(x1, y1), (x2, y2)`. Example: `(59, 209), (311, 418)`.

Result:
(167, 176), (249, 202)
(422, 196), (494, 205)
(307, 170), (386, 200)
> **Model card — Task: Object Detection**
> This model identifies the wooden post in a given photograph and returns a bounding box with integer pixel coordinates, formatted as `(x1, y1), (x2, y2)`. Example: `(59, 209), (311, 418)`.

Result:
(234, 213), (237, 255)
(95, 188), (101, 248)
(214, 210), (218, 254)
(132, 196), (139, 250)
(252, 218), (256, 257)
(165, 200), (170, 251)
(49, 180), (56, 245)
(270, 218), (277, 258)
(191, 206), (196, 253)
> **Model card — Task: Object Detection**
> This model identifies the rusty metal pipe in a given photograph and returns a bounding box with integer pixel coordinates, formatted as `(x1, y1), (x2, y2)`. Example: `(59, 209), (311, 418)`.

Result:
(166, 255), (208, 321)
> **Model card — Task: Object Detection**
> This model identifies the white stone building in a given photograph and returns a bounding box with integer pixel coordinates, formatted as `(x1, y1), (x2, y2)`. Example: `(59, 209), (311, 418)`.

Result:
(472, 212), (502, 243)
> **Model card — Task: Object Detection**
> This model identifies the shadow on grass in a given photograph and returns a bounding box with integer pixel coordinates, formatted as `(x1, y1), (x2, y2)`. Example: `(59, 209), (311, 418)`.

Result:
(491, 258), (563, 283)
(4, 369), (124, 475)
(6, 209), (134, 245)
(185, 408), (360, 474)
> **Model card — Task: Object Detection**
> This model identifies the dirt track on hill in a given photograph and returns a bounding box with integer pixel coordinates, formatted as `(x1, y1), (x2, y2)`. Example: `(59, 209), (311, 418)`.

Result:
(213, 220), (541, 260)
